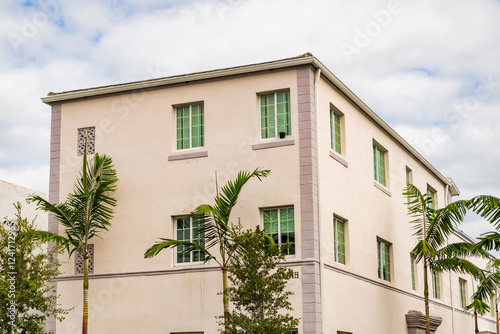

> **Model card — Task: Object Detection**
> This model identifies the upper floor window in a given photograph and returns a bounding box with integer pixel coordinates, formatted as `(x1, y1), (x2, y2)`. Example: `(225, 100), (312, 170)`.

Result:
(410, 253), (416, 291)
(406, 167), (412, 186)
(377, 239), (391, 282)
(333, 216), (346, 264)
(330, 107), (343, 154)
(432, 269), (440, 299)
(427, 186), (437, 209)
(262, 207), (295, 255)
(260, 91), (291, 139)
(459, 278), (467, 308)
(176, 103), (204, 150)
(175, 216), (205, 264)
(373, 143), (387, 187)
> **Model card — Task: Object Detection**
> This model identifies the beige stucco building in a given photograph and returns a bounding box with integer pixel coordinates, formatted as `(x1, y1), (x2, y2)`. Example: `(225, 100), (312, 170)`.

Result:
(41, 54), (496, 333)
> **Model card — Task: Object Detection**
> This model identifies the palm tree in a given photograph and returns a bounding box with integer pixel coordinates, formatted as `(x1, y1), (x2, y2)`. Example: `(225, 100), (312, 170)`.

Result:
(404, 184), (489, 334)
(27, 145), (118, 334)
(144, 168), (270, 332)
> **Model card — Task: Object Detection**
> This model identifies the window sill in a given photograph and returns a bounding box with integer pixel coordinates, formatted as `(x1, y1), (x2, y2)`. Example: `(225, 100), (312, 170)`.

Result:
(329, 150), (348, 168)
(168, 150), (208, 161)
(252, 138), (295, 150)
(374, 181), (391, 197)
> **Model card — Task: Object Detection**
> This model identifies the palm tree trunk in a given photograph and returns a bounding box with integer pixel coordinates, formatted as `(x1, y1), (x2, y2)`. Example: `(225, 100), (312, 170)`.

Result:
(82, 255), (89, 334)
(222, 267), (229, 333)
(424, 258), (430, 334)
(474, 310), (479, 334)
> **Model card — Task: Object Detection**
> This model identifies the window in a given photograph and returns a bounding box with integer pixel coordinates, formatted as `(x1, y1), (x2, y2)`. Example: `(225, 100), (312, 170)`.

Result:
(260, 91), (291, 139)
(263, 207), (295, 255)
(330, 107), (343, 154)
(459, 278), (467, 308)
(175, 216), (205, 263)
(75, 244), (94, 275)
(410, 254), (416, 291)
(377, 239), (391, 281)
(432, 269), (440, 299)
(427, 187), (436, 209)
(77, 127), (95, 156)
(333, 217), (346, 264)
(373, 144), (387, 186)
(406, 167), (412, 186)
(176, 103), (204, 150)
(288, 330), (298, 334)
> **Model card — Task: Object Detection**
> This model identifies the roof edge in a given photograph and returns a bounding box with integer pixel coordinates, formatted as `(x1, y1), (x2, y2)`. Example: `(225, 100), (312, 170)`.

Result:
(41, 54), (316, 104)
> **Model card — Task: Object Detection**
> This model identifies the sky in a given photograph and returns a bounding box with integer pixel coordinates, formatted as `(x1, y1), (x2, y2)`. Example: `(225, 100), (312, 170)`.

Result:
(0, 0), (499, 240)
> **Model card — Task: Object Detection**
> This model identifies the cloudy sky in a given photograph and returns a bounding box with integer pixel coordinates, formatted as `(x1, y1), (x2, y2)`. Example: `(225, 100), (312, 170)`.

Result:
(1, 0), (499, 239)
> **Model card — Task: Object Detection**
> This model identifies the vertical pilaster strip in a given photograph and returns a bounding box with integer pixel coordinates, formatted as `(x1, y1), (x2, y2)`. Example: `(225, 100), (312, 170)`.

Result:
(298, 66), (322, 334)
(46, 104), (61, 333)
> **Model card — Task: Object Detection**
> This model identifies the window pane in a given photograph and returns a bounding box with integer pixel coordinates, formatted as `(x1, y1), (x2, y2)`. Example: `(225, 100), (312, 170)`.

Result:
(176, 107), (190, 150)
(280, 208), (295, 255)
(177, 218), (190, 263)
(334, 218), (345, 264)
(378, 148), (386, 186)
(433, 270), (440, 299)
(410, 256), (416, 291)
(192, 216), (205, 262)
(261, 94), (275, 139)
(377, 240), (390, 281)
(460, 279), (466, 308)
(276, 91), (291, 135)
(333, 112), (341, 154)
(191, 104), (204, 148)
(263, 209), (279, 245)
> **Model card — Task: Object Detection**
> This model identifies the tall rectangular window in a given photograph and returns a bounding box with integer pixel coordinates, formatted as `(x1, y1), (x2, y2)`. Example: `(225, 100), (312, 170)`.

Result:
(406, 167), (412, 186)
(176, 103), (204, 150)
(427, 187), (436, 209)
(432, 269), (440, 299)
(263, 207), (295, 255)
(377, 239), (391, 281)
(330, 108), (342, 154)
(260, 91), (291, 139)
(410, 254), (416, 291)
(333, 217), (346, 264)
(176, 216), (205, 263)
(459, 278), (467, 308)
(373, 144), (387, 186)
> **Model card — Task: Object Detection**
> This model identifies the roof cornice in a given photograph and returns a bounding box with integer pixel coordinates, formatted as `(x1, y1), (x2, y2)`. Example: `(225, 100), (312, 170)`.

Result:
(41, 54), (455, 189)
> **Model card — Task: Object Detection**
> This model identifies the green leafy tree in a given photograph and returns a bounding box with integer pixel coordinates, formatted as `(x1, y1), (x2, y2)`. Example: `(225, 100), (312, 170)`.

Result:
(224, 225), (299, 334)
(145, 168), (270, 332)
(0, 202), (70, 334)
(27, 147), (118, 334)
(404, 184), (489, 334)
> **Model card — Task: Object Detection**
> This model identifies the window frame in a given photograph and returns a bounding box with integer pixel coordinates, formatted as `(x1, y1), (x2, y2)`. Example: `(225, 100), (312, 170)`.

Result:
(174, 216), (206, 264)
(330, 105), (344, 155)
(432, 269), (441, 299)
(410, 253), (417, 291)
(175, 102), (205, 151)
(261, 206), (295, 256)
(259, 90), (291, 140)
(459, 278), (467, 308)
(427, 185), (437, 209)
(377, 238), (391, 282)
(373, 141), (388, 187)
(333, 216), (346, 265)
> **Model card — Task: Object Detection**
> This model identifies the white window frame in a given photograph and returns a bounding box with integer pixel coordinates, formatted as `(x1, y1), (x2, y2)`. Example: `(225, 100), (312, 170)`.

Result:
(175, 102), (204, 151)
(259, 90), (291, 140)
(174, 216), (205, 264)
(261, 206), (295, 256)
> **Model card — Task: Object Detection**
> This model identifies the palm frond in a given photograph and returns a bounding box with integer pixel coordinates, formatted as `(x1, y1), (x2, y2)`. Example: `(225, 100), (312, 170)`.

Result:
(468, 195), (500, 228)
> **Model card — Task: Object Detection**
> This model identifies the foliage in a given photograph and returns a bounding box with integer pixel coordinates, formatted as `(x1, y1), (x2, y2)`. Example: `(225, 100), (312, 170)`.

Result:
(223, 225), (299, 334)
(0, 203), (70, 333)
(404, 184), (489, 334)
(27, 147), (118, 334)
(145, 168), (270, 332)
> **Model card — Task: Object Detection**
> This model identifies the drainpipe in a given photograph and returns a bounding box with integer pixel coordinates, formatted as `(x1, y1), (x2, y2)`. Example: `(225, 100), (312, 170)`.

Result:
(314, 67), (325, 333)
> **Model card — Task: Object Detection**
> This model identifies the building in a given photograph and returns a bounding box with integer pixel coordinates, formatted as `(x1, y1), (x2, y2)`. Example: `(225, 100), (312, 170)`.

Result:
(41, 53), (496, 333)
(0, 179), (47, 230)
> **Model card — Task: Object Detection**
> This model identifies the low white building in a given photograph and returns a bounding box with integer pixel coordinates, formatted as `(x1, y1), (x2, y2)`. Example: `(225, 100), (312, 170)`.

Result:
(40, 53), (495, 333)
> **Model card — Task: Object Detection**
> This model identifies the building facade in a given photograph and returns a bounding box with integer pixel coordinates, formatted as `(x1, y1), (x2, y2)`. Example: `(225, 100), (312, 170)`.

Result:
(42, 54), (496, 333)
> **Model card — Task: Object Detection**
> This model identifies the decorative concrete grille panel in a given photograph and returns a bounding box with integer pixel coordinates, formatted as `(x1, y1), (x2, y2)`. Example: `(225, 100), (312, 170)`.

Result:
(77, 127), (96, 156)
(75, 244), (94, 274)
